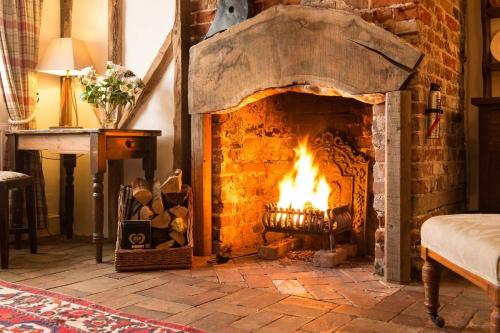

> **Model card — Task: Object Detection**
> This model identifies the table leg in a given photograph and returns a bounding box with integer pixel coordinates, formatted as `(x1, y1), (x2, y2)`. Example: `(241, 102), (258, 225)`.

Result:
(63, 154), (76, 239)
(7, 139), (25, 250)
(92, 173), (104, 263)
(143, 137), (157, 186)
(107, 160), (123, 241)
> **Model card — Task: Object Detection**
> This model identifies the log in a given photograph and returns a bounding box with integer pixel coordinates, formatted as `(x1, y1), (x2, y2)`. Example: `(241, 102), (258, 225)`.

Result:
(156, 240), (175, 249)
(161, 169), (183, 193)
(151, 181), (164, 214)
(139, 205), (155, 220)
(169, 230), (186, 246)
(152, 228), (169, 244)
(151, 211), (171, 229)
(171, 217), (187, 233)
(169, 205), (188, 219)
(132, 178), (152, 205)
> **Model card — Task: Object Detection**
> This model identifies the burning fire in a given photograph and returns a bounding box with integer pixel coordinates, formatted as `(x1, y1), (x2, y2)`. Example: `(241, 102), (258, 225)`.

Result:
(277, 139), (331, 212)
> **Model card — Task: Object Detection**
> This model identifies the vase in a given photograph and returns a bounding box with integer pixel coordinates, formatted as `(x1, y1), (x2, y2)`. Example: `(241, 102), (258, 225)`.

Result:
(94, 104), (122, 129)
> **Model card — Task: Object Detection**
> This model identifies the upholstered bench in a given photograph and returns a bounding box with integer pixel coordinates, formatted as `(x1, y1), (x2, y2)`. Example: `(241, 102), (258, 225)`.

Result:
(0, 171), (37, 269)
(421, 214), (500, 332)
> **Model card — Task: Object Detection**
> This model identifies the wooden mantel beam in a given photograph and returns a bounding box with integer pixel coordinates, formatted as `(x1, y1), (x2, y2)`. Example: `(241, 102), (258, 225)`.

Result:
(189, 5), (423, 115)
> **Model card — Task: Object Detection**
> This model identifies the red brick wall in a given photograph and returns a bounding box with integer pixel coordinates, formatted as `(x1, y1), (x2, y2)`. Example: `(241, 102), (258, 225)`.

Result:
(192, 0), (466, 272)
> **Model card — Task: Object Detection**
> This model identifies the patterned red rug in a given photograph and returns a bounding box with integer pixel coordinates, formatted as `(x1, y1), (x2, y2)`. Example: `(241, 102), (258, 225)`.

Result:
(0, 280), (203, 332)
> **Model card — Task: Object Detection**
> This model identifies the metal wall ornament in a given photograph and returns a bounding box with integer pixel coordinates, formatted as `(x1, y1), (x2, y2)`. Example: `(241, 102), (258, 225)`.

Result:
(206, 0), (251, 39)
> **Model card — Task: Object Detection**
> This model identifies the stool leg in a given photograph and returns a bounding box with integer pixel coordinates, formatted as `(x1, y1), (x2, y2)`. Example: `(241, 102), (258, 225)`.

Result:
(11, 188), (23, 249)
(422, 258), (445, 327)
(25, 184), (37, 254)
(0, 188), (9, 269)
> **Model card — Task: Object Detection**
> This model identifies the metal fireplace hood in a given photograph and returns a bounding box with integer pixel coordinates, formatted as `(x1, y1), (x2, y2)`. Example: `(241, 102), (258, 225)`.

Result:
(188, 5), (423, 115)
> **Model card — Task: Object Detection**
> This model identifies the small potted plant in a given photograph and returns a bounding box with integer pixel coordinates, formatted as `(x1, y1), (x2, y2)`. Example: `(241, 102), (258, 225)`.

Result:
(79, 62), (144, 128)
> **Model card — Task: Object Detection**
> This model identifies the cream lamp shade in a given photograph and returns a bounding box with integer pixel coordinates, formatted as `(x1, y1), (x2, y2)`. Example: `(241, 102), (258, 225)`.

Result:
(37, 37), (93, 76)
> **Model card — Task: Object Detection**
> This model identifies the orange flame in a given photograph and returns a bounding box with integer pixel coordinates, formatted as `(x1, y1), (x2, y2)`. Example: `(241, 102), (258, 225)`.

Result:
(277, 139), (331, 212)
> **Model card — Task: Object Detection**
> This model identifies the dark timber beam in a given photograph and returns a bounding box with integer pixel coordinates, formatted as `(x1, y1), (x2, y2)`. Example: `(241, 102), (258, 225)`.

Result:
(173, 0), (192, 184)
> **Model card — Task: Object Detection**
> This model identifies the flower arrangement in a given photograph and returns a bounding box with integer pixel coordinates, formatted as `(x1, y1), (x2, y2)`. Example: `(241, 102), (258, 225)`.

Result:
(79, 62), (144, 128)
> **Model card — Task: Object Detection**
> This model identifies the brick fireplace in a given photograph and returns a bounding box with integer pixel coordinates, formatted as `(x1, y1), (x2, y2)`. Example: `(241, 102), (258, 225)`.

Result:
(212, 94), (374, 254)
(188, 1), (467, 283)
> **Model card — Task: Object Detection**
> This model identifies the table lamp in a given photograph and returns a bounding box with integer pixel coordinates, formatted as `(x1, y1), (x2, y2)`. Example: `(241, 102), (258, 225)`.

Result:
(37, 37), (93, 127)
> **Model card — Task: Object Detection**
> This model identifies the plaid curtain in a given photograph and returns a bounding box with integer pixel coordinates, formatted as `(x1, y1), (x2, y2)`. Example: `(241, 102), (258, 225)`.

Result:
(0, 0), (47, 229)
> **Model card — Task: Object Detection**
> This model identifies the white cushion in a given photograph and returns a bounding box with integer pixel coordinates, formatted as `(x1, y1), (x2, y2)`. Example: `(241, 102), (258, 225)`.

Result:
(0, 171), (30, 182)
(421, 214), (500, 286)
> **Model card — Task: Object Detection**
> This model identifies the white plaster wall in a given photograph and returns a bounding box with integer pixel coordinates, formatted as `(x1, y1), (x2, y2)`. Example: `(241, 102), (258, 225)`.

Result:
(71, 0), (108, 236)
(38, 0), (62, 232)
(122, 0), (176, 185)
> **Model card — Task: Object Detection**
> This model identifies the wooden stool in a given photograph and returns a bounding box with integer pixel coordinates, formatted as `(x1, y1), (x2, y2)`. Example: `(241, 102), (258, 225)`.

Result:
(421, 214), (500, 333)
(0, 171), (37, 269)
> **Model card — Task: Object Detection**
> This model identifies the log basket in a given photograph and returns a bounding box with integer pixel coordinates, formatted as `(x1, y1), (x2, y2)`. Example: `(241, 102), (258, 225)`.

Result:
(114, 185), (193, 271)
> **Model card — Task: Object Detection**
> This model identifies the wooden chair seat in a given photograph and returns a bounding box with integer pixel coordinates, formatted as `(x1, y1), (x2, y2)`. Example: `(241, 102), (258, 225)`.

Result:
(421, 214), (500, 332)
(0, 171), (37, 269)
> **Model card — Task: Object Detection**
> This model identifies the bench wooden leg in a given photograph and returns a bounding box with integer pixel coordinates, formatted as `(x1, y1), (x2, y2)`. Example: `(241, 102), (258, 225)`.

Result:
(489, 286), (500, 333)
(422, 258), (445, 327)
(492, 305), (499, 333)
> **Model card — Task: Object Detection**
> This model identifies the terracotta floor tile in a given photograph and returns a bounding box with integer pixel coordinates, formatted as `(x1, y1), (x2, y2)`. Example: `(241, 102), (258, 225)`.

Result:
(374, 290), (417, 313)
(272, 279), (310, 297)
(66, 276), (132, 294)
(167, 307), (215, 325)
(305, 284), (344, 301)
(120, 305), (171, 321)
(337, 318), (424, 333)
(134, 298), (192, 314)
(333, 304), (396, 322)
(244, 274), (274, 288)
(138, 282), (207, 301)
(191, 311), (241, 332)
(264, 300), (328, 319)
(231, 311), (283, 331)
(99, 293), (149, 309)
(301, 312), (352, 332)
(216, 269), (245, 283)
(256, 315), (311, 333)
(176, 290), (227, 306)
(198, 300), (257, 316)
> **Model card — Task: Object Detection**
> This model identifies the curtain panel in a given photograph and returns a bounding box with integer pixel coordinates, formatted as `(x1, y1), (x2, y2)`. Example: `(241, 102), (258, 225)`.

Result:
(0, 0), (47, 229)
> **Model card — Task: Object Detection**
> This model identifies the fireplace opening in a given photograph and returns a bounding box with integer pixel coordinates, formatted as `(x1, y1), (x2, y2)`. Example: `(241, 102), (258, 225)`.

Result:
(211, 92), (377, 256)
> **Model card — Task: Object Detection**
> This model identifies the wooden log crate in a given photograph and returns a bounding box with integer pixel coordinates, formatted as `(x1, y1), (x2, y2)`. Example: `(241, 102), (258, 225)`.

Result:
(115, 182), (193, 271)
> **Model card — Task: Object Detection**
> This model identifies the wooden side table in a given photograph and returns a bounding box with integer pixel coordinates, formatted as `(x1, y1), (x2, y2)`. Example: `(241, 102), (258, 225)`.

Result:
(6, 129), (161, 263)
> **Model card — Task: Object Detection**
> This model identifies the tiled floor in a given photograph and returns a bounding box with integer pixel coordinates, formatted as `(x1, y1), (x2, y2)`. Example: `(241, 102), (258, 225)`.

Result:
(0, 237), (492, 332)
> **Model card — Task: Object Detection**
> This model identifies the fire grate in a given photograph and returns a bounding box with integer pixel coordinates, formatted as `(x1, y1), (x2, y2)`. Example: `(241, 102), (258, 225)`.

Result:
(262, 204), (352, 252)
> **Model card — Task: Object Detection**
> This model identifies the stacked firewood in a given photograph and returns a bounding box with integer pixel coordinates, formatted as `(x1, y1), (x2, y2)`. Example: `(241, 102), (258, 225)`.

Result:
(120, 169), (188, 249)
